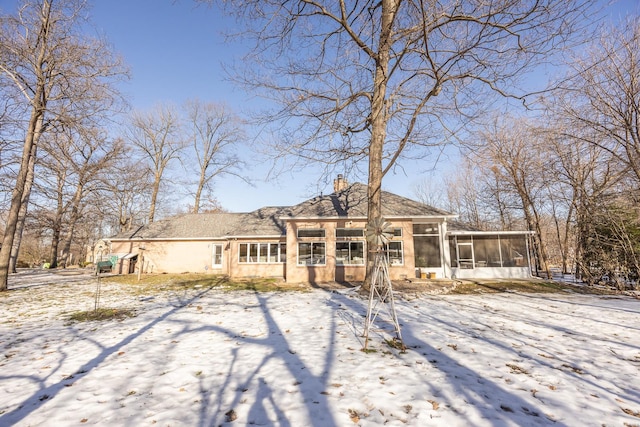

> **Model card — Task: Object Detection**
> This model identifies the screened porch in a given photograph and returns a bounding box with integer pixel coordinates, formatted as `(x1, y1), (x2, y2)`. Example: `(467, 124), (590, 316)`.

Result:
(447, 232), (533, 279)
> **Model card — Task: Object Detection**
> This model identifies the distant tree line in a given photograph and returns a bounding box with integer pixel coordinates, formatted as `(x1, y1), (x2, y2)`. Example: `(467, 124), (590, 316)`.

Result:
(0, 0), (246, 290)
(414, 17), (640, 289)
(1, 0), (638, 293)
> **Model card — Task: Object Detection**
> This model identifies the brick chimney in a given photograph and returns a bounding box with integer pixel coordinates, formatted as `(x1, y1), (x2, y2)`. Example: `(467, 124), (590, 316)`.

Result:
(333, 174), (348, 192)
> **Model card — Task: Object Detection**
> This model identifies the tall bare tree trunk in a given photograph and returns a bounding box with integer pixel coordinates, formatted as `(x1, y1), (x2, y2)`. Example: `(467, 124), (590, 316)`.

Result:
(0, 108), (45, 290)
(148, 172), (161, 223)
(9, 144), (37, 273)
(59, 183), (85, 267)
(0, 0), (51, 291)
(48, 169), (67, 269)
(365, 0), (397, 287)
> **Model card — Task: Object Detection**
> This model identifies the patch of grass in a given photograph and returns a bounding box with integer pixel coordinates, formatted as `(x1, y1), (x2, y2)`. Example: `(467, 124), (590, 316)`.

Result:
(449, 279), (617, 295)
(102, 273), (307, 295)
(67, 307), (136, 323)
(384, 338), (407, 352)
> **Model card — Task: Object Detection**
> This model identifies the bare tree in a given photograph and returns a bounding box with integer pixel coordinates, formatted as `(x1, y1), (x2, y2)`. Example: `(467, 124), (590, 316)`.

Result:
(474, 118), (554, 278)
(0, 0), (127, 290)
(34, 126), (124, 268)
(96, 152), (152, 234)
(541, 17), (640, 281)
(127, 104), (184, 223)
(444, 160), (492, 230)
(184, 99), (245, 213)
(411, 176), (446, 209)
(206, 0), (596, 284)
(556, 16), (640, 186)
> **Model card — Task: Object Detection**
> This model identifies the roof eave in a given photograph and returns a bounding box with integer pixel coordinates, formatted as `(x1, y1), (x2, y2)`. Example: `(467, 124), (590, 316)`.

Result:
(447, 230), (535, 236)
(281, 214), (458, 221)
(111, 235), (284, 241)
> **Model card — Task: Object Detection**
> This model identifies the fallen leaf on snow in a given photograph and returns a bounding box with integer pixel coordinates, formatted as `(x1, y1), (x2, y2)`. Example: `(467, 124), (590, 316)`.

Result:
(621, 407), (640, 418)
(348, 409), (360, 423)
(225, 409), (237, 422)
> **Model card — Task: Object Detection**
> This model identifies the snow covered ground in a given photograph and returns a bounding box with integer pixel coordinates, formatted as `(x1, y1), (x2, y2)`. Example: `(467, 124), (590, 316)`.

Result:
(1, 271), (639, 426)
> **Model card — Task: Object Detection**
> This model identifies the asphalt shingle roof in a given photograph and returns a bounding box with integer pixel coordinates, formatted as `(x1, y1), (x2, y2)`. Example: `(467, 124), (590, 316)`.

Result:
(284, 182), (452, 218)
(111, 182), (454, 240)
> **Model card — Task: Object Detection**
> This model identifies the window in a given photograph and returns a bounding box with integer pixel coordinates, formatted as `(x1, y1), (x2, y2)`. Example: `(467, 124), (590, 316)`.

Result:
(385, 241), (403, 265)
(336, 241), (365, 265)
(297, 228), (325, 238)
(473, 235), (501, 268)
(212, 244), (223, 267)
(258, 243), (269, 262)
(269, 243), (285, 262)
(239, 243), (286, 263)
(413, 223), (438, 235)
(413, 222), (441, 268)
(336, 228), (365, 238)
(298, 242), (326, 265)
(500, 235), (529, 267)
(449, 238), (457, 268)
(415, 236), (442, 268)
(449, 235), (529, 269)
(457, 242), (474, 269)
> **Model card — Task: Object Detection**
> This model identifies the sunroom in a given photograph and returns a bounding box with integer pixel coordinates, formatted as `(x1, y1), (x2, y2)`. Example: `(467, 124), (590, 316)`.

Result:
(447, 231), (534, 279)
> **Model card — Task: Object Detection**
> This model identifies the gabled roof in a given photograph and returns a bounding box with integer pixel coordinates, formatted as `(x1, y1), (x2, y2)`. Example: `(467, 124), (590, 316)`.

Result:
(111, 207), (293, 240)
(111, 182), (454, 240)
(282, 182), (453, 218)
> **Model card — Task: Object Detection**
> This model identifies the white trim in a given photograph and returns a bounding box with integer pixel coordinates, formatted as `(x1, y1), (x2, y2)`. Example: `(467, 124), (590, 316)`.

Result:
(211, 243), (223, 268)
(447, 230), (534, 236)
(111, 235), (283, 242)
(281, 215), (458, 221)
(297, 241), (327, 266)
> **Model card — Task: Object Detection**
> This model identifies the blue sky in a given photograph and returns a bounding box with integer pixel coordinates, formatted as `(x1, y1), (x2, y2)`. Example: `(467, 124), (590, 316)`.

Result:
(88, 0), (398, 212)
(3, 0), (639, 213)
(88, 0), (459, 212)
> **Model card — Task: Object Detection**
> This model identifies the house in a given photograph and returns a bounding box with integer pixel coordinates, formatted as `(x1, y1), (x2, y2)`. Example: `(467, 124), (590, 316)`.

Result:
(109, 176), (533, 282)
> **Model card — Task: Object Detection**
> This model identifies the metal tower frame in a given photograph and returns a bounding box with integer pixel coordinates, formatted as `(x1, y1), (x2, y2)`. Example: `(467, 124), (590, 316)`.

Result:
(363, 219), (405, 351)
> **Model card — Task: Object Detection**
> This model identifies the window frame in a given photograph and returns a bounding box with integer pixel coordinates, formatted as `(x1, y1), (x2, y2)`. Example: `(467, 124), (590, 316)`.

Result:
(336, 241), (365, 265)
(335, 228), (365, 238)
(413, 222), (442, 268)
(385, 241), (404, 266)
(238, 242), (286, 264)
(297, 228), (326, 238)
(297, 241), (326, 266)
(212, 243), (223, 268)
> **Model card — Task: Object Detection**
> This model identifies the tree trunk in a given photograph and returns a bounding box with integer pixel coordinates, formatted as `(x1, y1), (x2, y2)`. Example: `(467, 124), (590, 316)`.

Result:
(148, 171), (161, 223)
(194, 169), (205, 214)
(49, 223), (61, 269)
(0, 0), (51, 291)
(561, 203), (575, 275)
(9, 144), (37, 273)
(364, 0), (396, 288)
(49, 171), (67, 269)
(532, 211), (552, 279)
(59, 183), (85, 267)
(0, 108), (45, 290)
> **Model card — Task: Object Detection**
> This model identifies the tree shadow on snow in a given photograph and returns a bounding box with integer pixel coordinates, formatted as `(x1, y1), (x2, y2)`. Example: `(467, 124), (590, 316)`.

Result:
(182, 291), (339, 427)
(325, 290), (570, 426)
(0, 284), (220, 425)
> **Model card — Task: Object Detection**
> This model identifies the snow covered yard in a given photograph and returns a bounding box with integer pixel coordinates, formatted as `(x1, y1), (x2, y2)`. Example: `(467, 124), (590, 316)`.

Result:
(1, 273), (639, 426)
